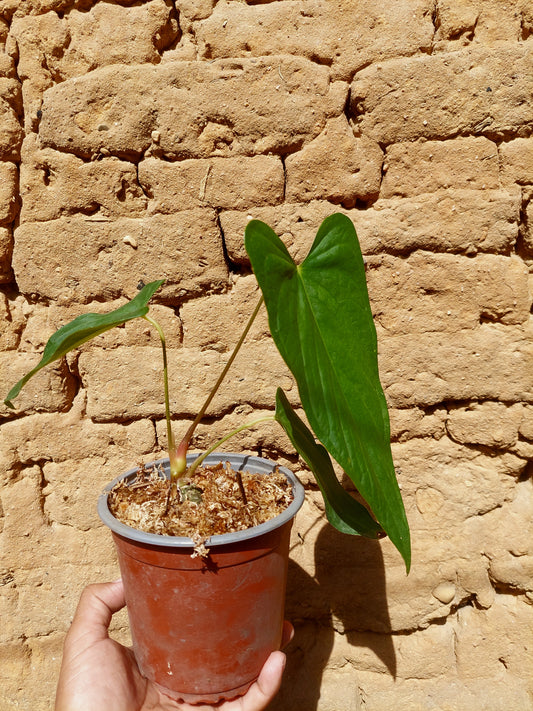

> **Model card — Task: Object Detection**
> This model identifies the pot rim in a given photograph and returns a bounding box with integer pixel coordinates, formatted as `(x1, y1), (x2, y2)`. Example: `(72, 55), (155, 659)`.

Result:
(97, 452), (305, 548)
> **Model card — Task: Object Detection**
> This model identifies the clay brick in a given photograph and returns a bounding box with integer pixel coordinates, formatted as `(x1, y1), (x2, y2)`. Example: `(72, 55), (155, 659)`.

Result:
(43, 458), (131, 531)
(12, 211), (229, 303)
(0, 468), (116, 574)
(0, 292), (24, 349)
(138, 155), (284, 213)
(0, 50), (15, 79)
(455, 596), (533, 685)
(12, 2), (177, 129)
(434, 0), (530, 46)
(366, 190), (521, 255)
(221, 189), (521, 262)
(350, 46), (533, 143)
(0, 641), (30, 694)
(389, 407), (447, 441)
(522, 1), (533, 39)
(510, 439), (533, 461)
(0, 583), (19, 645)
(0, 80), (22, 160)
(20, 136), (147, 221)
(23, 635), (63, 711)
(14, 564), (102, 637)
(381, 137), (499, 198)
(352, 674), (533, 711)
(64, 1), (178, 70)
(524, 198), (533, 251)
(180, 274), (270, 351)
(0, 467), (51, 571)
(39, 57), (346, 160)
(177, 0), (215, 22)
(0, 18), (8, 46)
(283, 498), (416, 632)
(0, 225), (13, 282)
(0, 466), (105, 580)
(78, 341), (296, 422)
(447, 401), (523, 448)
(0, 352), (76, 418)
(285, 116), (383, 206)
(9, 12), (62, 130)
(366, 252), (531, 334)
(519, 405), (533, 440)
(380, 325), (533, 407)
(500, 137), (533, 185)
(358, 623), (457, 679)
(0, 411), (156, 471)
(11, 12), (67, 85)
(0, 161), (17, 224)
(483, 480), (533, 594)
(0, 0), (72, 18)
(196, 0), (434, 81)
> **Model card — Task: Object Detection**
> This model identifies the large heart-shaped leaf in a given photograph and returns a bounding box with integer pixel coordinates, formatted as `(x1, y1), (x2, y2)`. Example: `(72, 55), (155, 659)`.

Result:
(4, 280), (164, 408)
(245, 214), (410, 570)
(275, 388), (383, 537)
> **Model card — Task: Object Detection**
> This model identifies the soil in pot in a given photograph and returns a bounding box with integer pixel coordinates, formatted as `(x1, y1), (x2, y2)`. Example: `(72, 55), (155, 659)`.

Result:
(108, 459), (294, 552)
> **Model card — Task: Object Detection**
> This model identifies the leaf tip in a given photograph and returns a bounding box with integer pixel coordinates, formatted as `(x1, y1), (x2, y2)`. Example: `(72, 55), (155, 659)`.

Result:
(401, 541), (412, 575)
(4, 382), (22, 409)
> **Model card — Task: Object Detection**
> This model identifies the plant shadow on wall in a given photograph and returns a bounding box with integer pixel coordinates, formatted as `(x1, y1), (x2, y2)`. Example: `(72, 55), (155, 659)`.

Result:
(272, 524), (394, 711)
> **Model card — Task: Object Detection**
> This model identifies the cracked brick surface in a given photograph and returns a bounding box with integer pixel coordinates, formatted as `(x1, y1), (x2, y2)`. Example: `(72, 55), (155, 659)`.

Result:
(0, 1), (532, 709)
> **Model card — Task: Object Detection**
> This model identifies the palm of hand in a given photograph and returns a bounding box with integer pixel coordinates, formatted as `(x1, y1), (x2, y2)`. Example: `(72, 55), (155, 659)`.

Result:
(55, 581), (287, 711)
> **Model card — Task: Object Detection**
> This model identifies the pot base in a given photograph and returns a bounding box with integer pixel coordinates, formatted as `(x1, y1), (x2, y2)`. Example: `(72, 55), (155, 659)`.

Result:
(155, 676), (253, 705)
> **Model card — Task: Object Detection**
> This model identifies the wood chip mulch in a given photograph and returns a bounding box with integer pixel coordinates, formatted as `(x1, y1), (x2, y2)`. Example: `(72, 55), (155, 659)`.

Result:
(108, 460), (294, 555)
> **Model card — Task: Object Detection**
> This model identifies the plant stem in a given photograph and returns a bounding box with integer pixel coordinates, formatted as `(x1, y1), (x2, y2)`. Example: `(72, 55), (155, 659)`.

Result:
(142, 314), (180, 478)
(187, 415), (276, 476)
(176, 295), (265, 466)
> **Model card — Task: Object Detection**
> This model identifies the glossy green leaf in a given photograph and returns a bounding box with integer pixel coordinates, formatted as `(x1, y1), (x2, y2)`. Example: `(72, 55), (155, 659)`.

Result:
(245, 214), (410, 570)
(275, 388), (382, 537)
(4, 280), (164, 408)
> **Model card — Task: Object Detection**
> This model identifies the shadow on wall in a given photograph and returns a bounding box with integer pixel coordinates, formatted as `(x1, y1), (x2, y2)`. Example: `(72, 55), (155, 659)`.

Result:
(271, 525), (395, 710)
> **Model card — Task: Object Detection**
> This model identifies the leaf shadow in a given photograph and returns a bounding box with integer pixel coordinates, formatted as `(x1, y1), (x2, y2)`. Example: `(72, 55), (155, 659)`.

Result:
(270, 524), (396, 710)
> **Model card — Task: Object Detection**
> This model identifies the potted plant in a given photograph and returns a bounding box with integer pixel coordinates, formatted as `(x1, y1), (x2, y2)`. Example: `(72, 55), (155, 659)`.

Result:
(5, 213), (410, 703)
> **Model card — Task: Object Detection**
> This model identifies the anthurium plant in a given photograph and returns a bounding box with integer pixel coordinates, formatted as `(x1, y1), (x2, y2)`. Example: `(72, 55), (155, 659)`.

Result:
(5, 214), (410, 570)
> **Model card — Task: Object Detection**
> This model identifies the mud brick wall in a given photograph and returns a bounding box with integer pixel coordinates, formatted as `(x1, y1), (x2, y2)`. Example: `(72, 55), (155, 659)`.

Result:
(0, 1), (532, 709)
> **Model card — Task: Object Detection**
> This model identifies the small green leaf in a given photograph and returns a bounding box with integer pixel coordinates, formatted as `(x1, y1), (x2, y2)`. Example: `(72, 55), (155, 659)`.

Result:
(4, 280), (164, 408)
(179, 485), (203, 504)
(275, 389), (382, 538)
(246, 214), (411, 570)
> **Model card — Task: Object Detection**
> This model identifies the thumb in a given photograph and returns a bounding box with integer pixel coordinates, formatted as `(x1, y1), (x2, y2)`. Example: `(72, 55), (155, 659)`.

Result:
(240, 651), (286, 711)
(65, 580), (126, 648)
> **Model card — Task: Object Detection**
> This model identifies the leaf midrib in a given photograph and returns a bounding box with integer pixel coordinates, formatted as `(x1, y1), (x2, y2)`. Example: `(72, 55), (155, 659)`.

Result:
(294, 262), (391, 509)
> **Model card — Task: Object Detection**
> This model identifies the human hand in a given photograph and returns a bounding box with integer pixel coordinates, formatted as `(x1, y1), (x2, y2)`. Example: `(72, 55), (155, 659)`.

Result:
(55, 580), (292, 711)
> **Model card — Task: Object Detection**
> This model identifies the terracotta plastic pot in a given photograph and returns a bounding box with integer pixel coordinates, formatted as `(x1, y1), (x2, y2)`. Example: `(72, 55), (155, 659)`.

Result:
(97, 453), (305, 705)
